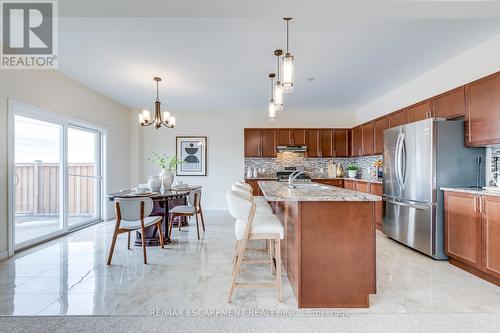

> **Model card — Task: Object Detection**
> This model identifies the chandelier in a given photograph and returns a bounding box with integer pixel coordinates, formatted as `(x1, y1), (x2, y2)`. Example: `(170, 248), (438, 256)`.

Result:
(139, 77), (176, 129)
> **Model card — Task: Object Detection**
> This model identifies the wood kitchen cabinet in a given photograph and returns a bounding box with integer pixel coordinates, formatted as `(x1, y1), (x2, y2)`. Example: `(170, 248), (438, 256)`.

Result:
(407, 100), (432, 123)
(444, 191), (500, 285)
(305, 129), (320, 157)
(356, 181), (371, 194)
(319, 129), (334, 157)
(292, 129), (306, 145)
(465, 72), (500, 146)
(244, 129), (262, 157)
(313, 179), (344, 188)
(334, 129), (349, 157)
(373, 117), (388, 155)
(277, 129), (292, 146)
(344, 179), (357, 191)
(370, 183), (383, 231)
(351, 126), (363, 157)
(483, 195), (500, 279)
(432, 86), (465, 119)
(361, 123), (374, 156)
(388, 109), (408, 128)
(261, 129), (277, 157)
(244, 179), (262, 196)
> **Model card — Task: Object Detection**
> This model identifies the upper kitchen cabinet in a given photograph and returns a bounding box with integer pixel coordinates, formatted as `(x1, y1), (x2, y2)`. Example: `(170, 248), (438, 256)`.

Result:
(334, 129), (350, 157)
(388, 109), (408, 128)
(244, 128), (262, 157)
(320, 129), (334, 157)
(373, 117), (388, 155)
(407, 100), (432, 123)
(432, 86), (465, 119)
(361, 122), (374, 156)
(261, 129), (277, 157)
(351, 126), (363, 157)
(305, 129), (320, 157)
(465, 72), (500, 146)
(277, 129), (292, 145)
(292, 129), (306, 145)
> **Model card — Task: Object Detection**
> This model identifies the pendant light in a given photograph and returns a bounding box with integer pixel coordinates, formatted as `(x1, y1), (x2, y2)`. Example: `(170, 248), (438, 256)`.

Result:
(274, 49), (284, 112)
(282, 17), (294, 92)
(139, 77), (176, 129)
(268, 73), (276, 121)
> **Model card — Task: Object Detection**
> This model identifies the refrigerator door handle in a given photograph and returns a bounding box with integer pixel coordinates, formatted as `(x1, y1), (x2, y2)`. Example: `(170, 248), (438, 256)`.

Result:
(400, 131), (407, 186)
(394, 132), (403, 189)
(385, 198), (430, 210)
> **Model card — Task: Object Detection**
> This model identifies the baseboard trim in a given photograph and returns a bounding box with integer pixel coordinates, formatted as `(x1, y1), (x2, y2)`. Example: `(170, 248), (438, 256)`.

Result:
(449, 258), (500, 287)
(0, 250), (8, 261)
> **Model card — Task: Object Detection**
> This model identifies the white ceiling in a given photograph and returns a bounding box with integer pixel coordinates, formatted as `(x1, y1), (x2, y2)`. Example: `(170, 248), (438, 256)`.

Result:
(57, 1), (500, 114)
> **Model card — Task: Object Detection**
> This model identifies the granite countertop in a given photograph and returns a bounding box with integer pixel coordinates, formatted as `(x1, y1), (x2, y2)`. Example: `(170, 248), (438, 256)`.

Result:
(258, 181), (381, 202)
(244, 176), (382, 183)
(440, 187), (500, 198)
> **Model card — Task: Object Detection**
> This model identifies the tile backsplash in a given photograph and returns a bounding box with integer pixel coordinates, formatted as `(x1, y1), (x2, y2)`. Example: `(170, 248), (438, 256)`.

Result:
(489, 145), (500, 186)
(245, 152), (383, 179)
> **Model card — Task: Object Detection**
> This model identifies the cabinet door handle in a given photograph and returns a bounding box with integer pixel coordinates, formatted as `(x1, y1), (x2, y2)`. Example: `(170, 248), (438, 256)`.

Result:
(474, 196), (477, 212)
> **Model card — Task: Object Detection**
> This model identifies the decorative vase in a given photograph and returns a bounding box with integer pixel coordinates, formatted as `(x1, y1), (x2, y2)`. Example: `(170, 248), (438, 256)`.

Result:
(348, 170), (357, 178)
(148, 176), (162, 192)
(160, 168), (174, 190)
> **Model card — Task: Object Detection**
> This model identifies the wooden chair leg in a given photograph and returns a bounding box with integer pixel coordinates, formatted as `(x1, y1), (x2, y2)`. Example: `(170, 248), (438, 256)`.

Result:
(228, 239), (246, 303)
(231, 240), (240, 267)
(178, 214), (182, 231)
(275, 237), (282, 302)
(195, 212), (200, 240)
(269, 239), (275, 275)
(107, 228), (119, 265)
(140, 225), (147, 264)
(199, 209), (206, 231)
(157, 222), (165, 249)
(127, 231), (131, 250)
(168, 213), (174, 238)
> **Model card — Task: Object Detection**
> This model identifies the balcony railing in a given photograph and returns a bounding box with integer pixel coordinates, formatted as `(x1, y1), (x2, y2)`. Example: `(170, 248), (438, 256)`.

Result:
(15, 162), (96, 216)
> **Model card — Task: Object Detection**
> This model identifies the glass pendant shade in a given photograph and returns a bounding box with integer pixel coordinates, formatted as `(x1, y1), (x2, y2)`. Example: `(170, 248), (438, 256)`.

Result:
(268, 99), (276, 120)
(274, 81), (284, 111)
(139, 113), (144, 124)
(168, 116), (176, 127)
(163, 111), (170, 122)
(142, 109), (151, 122)
(282, 53), (294, 92)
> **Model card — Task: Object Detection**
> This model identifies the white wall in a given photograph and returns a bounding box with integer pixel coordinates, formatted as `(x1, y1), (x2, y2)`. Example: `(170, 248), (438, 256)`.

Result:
(355, 33), (500, 124)
(138, 109), (355, 210)
(0, 70), (131, 255)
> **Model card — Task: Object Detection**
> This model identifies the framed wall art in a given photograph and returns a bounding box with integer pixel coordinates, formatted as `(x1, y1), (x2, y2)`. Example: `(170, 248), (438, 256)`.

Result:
(176, 136), (207, 176)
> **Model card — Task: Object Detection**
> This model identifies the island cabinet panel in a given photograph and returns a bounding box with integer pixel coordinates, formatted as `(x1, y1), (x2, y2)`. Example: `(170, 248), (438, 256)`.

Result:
(261, 129), (277, 157)
(407, 100), (432, 123)
(292, 129), (306, 145)
(432, 86), (465, 119)
(444, 191), (482, 269)
(370, 183), (383, 231)
(244, 179), (262, 196)
(334, 129), (350, 157)
(483, 196), (500, 279)
(361, 123), (374, 156)
(300, 201), (376, 307)
(388, 109), (408, 128)
(277, 129), (292, 145)
(244, 129), (262, 157)
(351, 126), (363, 157)
(465, 72), (500, 146)
(356, 182), (371, 194)
(319, 129), (334, 157)
(373, 117), (388, 155)
(305, 129), (320, 157)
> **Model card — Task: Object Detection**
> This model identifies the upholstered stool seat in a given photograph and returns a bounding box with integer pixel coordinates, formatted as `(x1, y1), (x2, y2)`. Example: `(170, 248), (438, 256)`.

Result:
(119, 216), (163, 230)
(235, 214), (284, 240)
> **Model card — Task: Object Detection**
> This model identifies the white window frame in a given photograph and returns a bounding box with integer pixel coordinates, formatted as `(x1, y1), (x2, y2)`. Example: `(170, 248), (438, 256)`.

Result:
(7, 99), (107, 255)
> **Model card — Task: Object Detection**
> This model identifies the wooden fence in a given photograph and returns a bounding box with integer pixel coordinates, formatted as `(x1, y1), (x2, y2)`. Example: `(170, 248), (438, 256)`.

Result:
(15, 162), (96, 216)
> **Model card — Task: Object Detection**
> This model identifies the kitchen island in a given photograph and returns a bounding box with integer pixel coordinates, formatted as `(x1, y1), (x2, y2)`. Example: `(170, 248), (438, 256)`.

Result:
(258, 181), (381, 308)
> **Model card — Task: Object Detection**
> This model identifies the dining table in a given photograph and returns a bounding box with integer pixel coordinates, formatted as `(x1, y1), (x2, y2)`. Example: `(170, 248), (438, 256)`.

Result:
(106, 185), (201, 246)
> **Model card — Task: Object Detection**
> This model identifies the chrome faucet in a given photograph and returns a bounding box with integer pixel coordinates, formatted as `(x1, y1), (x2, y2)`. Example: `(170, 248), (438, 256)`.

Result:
(288, 171), (304, 188)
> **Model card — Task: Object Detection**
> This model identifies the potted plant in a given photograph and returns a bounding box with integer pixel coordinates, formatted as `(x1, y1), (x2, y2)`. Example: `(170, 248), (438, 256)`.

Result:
(148, 152), (184, 190)
(346, 164), (358, 179)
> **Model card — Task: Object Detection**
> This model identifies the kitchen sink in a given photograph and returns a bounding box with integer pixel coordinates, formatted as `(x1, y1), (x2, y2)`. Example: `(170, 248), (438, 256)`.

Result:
(287, 183), (329, 190)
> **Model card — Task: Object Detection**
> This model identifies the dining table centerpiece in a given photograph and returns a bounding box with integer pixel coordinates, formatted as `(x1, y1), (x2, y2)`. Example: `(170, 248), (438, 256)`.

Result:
(149, 151), (184, 190)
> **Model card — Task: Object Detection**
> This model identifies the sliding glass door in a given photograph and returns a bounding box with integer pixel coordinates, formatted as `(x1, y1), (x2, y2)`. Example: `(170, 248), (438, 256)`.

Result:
(11, 102), (103, 250)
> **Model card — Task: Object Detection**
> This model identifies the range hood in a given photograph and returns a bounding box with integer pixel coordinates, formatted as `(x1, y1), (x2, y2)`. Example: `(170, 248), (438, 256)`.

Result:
(277, 145), (307, 152)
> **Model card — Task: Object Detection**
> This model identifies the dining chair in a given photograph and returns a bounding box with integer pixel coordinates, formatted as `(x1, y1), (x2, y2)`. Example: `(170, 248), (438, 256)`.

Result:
(107, 197), (164, 265)
(168, 189), (205, 239)
(226, 189), (284, 303)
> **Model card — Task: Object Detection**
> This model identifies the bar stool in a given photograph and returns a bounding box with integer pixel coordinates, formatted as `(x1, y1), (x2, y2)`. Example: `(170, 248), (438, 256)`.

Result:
(226, 189), (284, 302)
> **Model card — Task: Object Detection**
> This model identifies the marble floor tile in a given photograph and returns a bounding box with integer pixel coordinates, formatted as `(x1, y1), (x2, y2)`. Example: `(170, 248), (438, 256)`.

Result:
(0, 210), (499, 317)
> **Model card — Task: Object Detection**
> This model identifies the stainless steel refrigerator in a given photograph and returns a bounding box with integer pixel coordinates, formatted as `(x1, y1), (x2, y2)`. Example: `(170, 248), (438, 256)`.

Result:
(383, 118), (485, 259)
